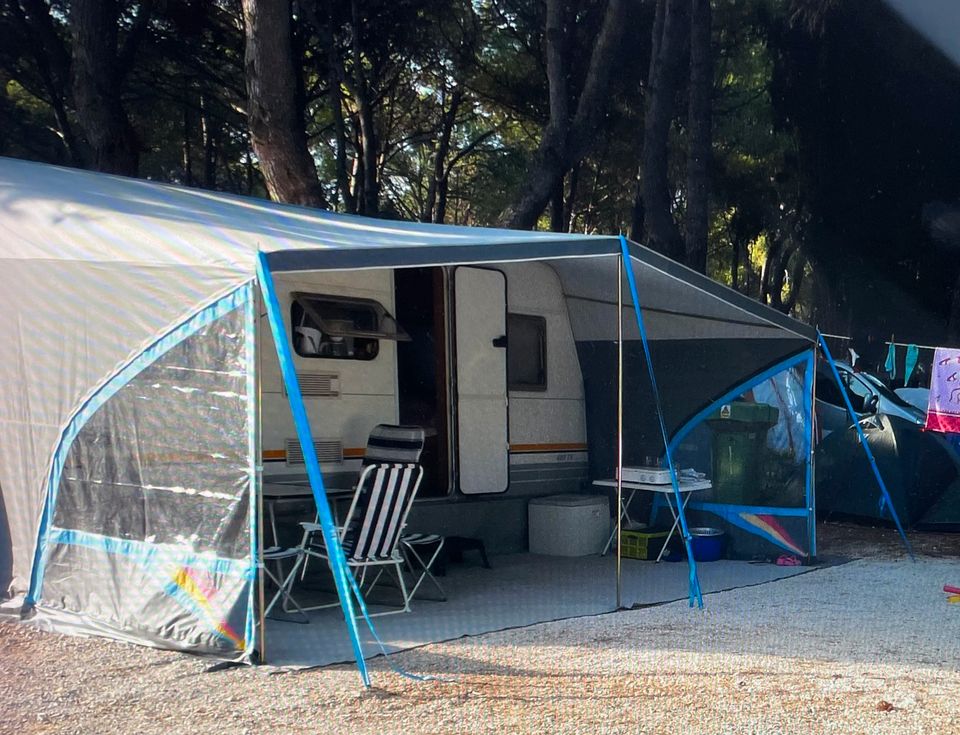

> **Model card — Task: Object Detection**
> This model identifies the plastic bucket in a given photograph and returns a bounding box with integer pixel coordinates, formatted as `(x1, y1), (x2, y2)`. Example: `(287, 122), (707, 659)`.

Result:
(689, 527), (724, 561)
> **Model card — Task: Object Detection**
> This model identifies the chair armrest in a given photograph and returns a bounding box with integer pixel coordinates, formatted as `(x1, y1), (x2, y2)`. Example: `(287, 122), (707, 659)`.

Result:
(300, 521), (344, 534)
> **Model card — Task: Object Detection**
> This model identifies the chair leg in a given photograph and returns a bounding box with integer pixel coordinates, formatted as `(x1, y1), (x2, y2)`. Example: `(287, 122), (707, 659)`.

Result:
(401, 539), (447, 601)
(297, 527), (314, 582)
(393, 559), (412, 613)
(265, 552), (307, 618)
(342, 560), (415, 617)
(477, 541), (491, 570)
(263, 561), (309, 623)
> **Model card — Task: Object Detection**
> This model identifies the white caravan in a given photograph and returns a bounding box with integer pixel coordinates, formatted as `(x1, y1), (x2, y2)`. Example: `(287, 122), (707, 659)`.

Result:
(259, 262), (591, 552)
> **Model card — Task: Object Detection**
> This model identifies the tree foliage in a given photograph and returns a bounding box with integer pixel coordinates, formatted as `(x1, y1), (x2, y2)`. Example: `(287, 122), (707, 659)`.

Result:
(3, 0), (960, 335)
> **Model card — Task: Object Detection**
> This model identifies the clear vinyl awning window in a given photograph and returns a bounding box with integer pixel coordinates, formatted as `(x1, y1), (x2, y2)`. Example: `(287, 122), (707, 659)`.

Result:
(291, 292), (410, 361)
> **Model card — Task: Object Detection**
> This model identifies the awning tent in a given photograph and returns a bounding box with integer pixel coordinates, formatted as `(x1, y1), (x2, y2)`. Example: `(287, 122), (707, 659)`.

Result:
(0, 157), (817, 672)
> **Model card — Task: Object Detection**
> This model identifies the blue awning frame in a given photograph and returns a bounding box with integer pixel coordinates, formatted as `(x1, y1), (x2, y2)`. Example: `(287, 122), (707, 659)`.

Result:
(620, 236), (703, 608)
(256, 253), (371, 685)
(817, 331), (914, 559)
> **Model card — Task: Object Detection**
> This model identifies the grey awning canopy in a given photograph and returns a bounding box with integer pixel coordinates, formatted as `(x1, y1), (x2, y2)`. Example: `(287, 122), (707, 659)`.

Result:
(0, 157), (814, 596)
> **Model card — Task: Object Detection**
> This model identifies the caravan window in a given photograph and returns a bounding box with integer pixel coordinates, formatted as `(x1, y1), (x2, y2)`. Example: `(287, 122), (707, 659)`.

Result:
(508, 313), (547, 391)
(291, 294), (409, 360)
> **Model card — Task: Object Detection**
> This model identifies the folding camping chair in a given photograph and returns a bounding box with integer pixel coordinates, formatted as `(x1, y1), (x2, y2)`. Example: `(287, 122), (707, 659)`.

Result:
(271, 460), (425, 616)
(361, 425), (446, 601)
(298, 423), (433, 564)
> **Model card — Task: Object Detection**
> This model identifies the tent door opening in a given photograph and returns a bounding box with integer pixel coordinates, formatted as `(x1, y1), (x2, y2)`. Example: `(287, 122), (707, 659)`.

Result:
(395, 267), (450, 496)
(453, 266), (509, 494)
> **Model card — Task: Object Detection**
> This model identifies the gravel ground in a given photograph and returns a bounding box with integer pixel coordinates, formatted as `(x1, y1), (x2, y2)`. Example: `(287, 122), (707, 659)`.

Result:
(2, 526), (959, 735)
(817, 519), (960, 559)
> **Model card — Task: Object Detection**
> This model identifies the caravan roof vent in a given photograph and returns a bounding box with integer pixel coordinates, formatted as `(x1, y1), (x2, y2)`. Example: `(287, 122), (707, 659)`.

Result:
(285, 438), (343, 465)
(290, 371), (340, 397)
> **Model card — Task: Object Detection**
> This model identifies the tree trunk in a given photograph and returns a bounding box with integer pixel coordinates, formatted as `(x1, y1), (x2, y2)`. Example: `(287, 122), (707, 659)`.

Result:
(435, 174), (450, 224)
(496, 0), (570, 229)
(182, 104), (193, 185)
(564, 164), (580, 232)
(324, 6), (355, 213)
(498, 0), (629, 229)
(241, 0), (327, 207)
(760, 237), (783, 304)
(730, 238), (740, 291)
(200, 93), (217, 188)
(350, 0), (379, 215)
(780, 249), (807, 314)
(684, 0), (712, 273)
(765, 239), (799, 309)
(641, 0), (688, 260)
(245, 140), (255, 194)
(70, 0), (140, 175)
(629, 166), (644, 241)
(12, 0), (82, 164)
(550, 175), (566, 232)
(422, 88), (462, 223)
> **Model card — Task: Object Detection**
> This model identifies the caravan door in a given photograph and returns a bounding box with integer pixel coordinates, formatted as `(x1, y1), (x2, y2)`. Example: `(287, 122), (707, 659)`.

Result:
(454, 267), (509, 494)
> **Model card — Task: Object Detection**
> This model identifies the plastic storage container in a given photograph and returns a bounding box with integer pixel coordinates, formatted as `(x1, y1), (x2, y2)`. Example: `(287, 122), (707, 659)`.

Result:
(528, 494), (609, 556)
(619, 528), (670, 560)
(689, 527), (725, 561)
(706, 401), (779, 504)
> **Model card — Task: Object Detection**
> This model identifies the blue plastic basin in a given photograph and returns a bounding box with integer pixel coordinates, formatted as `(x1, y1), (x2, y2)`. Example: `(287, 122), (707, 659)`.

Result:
(689, 527), (724, 561)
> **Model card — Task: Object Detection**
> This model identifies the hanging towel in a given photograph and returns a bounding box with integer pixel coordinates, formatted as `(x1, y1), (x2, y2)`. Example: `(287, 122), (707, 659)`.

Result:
(848, 347), (859, 367)
(884, 342), (897, 380)
(904, 344), (920, 386)
(924, 348), (960, 432)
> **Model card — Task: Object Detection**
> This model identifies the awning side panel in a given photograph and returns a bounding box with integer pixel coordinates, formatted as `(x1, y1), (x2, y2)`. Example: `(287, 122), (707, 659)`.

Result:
(0, 260), (245, 596)
(29, 292), (256, 659)
(577, 337), (810, 481)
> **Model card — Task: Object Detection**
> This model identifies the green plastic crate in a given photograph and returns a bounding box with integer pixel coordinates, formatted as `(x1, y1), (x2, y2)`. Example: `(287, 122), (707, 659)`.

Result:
(619, 528), (670, 560)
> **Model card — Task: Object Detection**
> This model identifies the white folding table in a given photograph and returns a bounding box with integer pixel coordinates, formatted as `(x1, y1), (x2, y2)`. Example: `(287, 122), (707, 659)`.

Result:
(593, 477), (712, 561)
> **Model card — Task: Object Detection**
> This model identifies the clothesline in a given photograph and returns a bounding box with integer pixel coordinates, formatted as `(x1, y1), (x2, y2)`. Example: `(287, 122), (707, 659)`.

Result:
(887, 342), (940, 351)
(819, 333), (949, 351)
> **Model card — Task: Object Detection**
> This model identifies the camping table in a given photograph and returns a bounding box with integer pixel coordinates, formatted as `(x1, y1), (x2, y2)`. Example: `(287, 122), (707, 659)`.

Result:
(262, 480), (354, 548)
(592, 478), (712, 561)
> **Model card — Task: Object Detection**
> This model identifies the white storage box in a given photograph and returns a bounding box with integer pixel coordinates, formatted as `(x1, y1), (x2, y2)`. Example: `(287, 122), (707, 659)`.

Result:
(618, 466), (672, 484)
(528, 494), (609, 556)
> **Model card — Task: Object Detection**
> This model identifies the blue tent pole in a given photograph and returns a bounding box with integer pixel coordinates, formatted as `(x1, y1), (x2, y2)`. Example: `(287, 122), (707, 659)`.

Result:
(256, 252), (371, 685)
(619, 236), (703, 608)
(817, 331), (914, 560)
(803, 349), (817, 559)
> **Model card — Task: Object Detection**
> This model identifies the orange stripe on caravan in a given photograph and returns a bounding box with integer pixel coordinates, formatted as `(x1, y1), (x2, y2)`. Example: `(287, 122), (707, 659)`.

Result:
(262, 448), (366, 461)
(264, 444), (586, 459)
(509, 442), (588, 454)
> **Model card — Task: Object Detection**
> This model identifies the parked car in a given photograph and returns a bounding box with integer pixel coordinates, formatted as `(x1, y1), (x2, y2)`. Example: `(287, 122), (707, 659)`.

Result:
(815, 361), (960, 528)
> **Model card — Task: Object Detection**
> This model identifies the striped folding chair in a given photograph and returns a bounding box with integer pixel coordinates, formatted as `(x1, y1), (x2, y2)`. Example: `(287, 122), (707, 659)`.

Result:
(363, 424), (426, 465)
(294, 424), (426, 576)
(364, 426), (447, 601)
(271, 460), (425, 616)
(363, 424), (447, 600)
